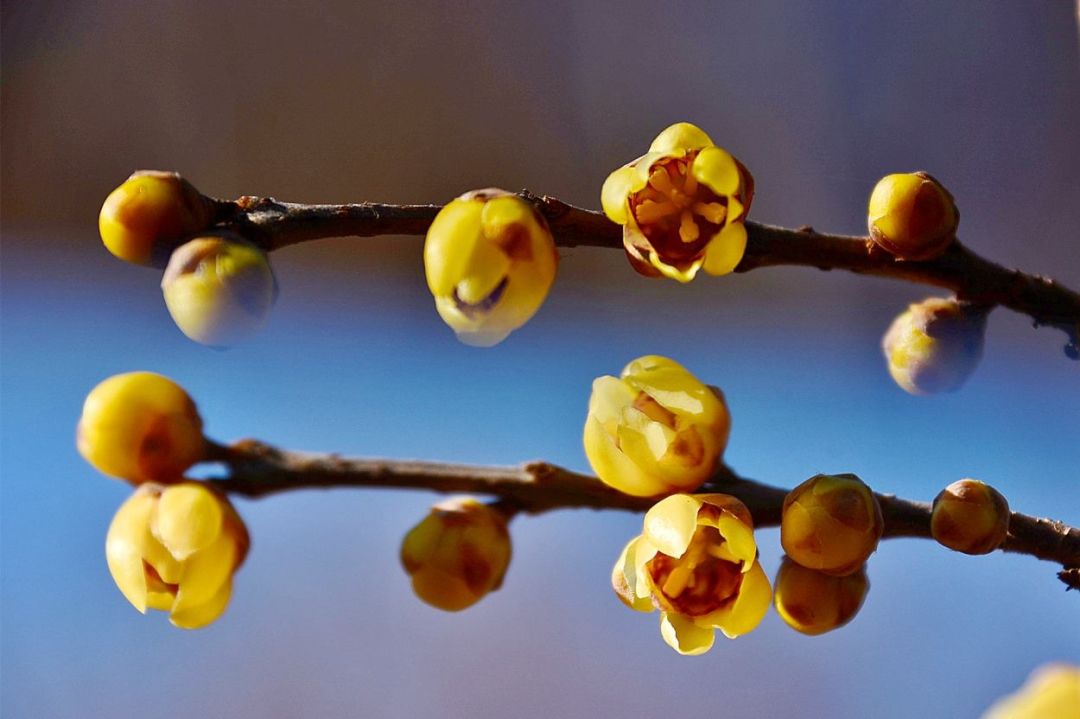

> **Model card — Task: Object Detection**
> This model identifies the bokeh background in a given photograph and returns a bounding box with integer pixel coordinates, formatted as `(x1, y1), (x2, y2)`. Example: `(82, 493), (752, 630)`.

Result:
(3, 2), (1078, 717)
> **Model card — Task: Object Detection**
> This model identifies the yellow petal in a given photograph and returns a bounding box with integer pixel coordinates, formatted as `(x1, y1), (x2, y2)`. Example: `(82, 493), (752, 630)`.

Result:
(702, 222), (747, 276)
(649, 123), (714, 155)
(423, 199), (485, 296)
(173, 533), (237, 612)
(583, 415), (670, 497)
(612, 536), (655, 613)
(643, 494), (703, 558)
(659, 611), (715, 655)
(691, 146), (740, 196)
(647, 252), (704, 283)
(706, 561), (772, 638)
(601, 166), (641, 225)
(105, 491), (157, 613)
(170, 580), (232, 629)
(717, 513), (758, 568)
(152, 483), (224, 560)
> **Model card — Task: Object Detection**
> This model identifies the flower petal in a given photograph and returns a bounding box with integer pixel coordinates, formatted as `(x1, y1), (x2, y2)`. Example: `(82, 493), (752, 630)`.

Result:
(691, 146), (741, 196)
(423, 199), (485, 296)
(612, 536), (656, 613)
(583, 416), (670, 497)
(601, 166), (641, 225)
(170, 579), (232, 629)
(659, 611), (715, 655)
(649, 123), (714, 155)
(702, 222), (747, 276)
(643, 494), (703, 558)
(173, 532), (237, 613)
(152, 483), (224, 561)
(704, 560), (772, 638)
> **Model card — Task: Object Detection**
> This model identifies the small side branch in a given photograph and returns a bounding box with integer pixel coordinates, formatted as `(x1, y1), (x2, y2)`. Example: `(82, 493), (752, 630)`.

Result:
(213, 193), (1080, 348)
(206, 439), (1080, 589)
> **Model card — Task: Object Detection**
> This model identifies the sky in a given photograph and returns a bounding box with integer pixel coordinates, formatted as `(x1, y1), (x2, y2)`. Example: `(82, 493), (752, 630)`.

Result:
(2, 2), (1078, 717)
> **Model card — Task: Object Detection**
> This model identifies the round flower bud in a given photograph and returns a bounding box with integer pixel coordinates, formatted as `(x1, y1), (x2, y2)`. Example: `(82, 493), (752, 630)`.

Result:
(931, 479), (1010, 555)
(601, 122), (754, 282)
(400, 497), (512, 612)
(612, 494), (772, 655)
(583, 355), (731, 497)
(773, 556), (869, 636)
(78, 372), (204, 484)
(424, 189), (558, 347)
(982, 663), (1080, 719)
(162, 233), (278, 347)
(99, 171), (214, 266)
(882, 296), (987, 395)
(867, 171), (958, 261)
(781, 473), (884, 576)
(106, 481), (249, 629)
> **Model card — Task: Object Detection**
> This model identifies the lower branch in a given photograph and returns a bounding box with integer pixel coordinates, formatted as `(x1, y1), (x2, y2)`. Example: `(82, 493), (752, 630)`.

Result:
(206, 439), (1080, 589)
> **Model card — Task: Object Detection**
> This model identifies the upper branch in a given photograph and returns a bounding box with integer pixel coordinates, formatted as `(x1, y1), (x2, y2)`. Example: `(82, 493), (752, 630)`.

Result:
(215, 193), (1080, 347)
(206, 438), (1080, 588)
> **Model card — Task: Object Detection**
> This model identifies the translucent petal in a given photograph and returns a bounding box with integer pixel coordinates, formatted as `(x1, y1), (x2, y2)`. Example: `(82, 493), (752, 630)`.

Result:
(702, 222), (748, 276)
(170, 580), (232, 629)
(691, 146), (740, 196)
(659, 611), (715, 655)
(612, 536), (655, 613)
(643, 494), (703, 558)
(718, 513), (758, 568)
(647, 252), (703, 283)
(649, 123), (714, 155)
(587, 376), (636, 426)
(601, 166), (641, 225)
(173, 533), (237, 612)
(152, 483), (224, 560)
(714, 561), (772, 638)
(583, 415), (669, 497)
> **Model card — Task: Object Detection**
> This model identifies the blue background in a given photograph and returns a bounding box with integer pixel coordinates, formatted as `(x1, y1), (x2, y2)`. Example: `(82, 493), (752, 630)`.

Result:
(3, 2), (1078, 717)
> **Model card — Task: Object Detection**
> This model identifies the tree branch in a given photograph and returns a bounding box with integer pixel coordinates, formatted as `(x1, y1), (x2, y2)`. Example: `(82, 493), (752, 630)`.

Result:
(205, 438), (1080, 589)
(214, 192), (1080, 353)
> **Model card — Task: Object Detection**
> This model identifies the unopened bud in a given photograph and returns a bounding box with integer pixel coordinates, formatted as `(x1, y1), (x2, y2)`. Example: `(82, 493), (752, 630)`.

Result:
(773, 556), (869, 636)
(931, 479), (1010, 555)
(882, 296), (987, 395)
(868, 171), (958, 261)
(781, 473), (884, 576)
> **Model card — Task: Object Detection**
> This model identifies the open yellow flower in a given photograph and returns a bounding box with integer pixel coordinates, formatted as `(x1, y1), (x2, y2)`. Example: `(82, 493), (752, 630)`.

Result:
(400, 497), (512, 612)
(106, 482), (249, 629)
(612, 494), (771, 655)
(424, 189), (558, 347)
(584, 355), (730, 497)
(601, 122), (754, 282)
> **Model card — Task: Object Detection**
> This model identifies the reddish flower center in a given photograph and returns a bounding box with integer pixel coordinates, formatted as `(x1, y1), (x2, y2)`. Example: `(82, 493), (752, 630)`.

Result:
(646, 526), (743, 617)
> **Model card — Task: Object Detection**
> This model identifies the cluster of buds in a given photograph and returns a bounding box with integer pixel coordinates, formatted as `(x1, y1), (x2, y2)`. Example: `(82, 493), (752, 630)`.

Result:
(78, 372), (249, 629)
(99, 172), (278, 347)
(583, 355), (731, 497)
(602, 123), (754, 281)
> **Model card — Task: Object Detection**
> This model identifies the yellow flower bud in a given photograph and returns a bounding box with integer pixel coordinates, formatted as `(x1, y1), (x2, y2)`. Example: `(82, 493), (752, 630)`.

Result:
(982, 664), (1080, 719)
(773, 556), (869, 636)
(882, 296), (987, 395)
(868, 172), (958, 261)
(584, 355), (730, 497)
(612, 494), (771, 655)
(161, 233), (278, 347)
(423, 189), (558, 347)
(931, 479), (1010, 555)
(400, 497), (512, 612)
(781, 473), (883, 576)
(78, 372), (204, 484)
(601, 122), (754, 282)
(99, 171), (214, 266)
(106, 481), (249, 629)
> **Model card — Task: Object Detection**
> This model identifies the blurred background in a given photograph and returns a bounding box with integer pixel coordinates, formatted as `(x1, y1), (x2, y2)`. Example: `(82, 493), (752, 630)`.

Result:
(2, 1), (1078, 717)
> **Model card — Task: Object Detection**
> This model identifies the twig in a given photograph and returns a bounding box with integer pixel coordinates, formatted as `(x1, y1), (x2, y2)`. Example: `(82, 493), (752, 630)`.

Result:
(205, 438), (1080, 589)
(210, 193), (1080, 352)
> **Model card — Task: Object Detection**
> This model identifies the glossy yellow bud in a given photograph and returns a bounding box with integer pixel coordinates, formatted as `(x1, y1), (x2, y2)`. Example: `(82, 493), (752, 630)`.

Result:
(161, 233), (278, 347)
(601, 122), (754, 282)
(982, 664), (1080, 719)
(868, 172), (958, 261)
(584, 355), (731, 498)
(99, 171), (213, 266)
(773, 556), (869, 636)
(106, 482), (249, 629)
(612, 494), (771, 655)
(400, 497), (512, 612)
(424, 189), (558, 347)
(931, 479), (1010, 555)
(883, 296), (987, 395)
(781, 473), (883, 576)
(78, 372), (204, 484)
